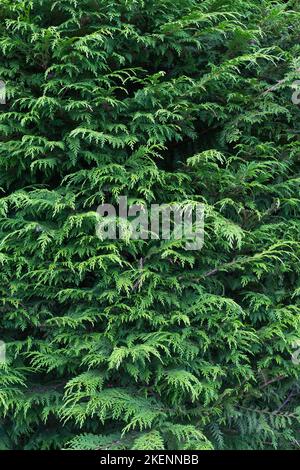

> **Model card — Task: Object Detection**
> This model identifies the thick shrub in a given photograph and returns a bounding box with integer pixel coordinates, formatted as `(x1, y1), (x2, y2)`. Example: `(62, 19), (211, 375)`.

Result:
(0, 0), (300, 450)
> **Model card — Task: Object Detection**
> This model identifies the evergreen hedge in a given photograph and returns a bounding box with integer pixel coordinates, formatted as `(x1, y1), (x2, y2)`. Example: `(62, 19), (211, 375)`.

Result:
(0, 0), (300, 450)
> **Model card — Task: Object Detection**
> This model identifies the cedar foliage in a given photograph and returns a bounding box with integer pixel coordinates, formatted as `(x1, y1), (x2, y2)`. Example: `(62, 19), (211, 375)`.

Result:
(0, 0), (300, 451)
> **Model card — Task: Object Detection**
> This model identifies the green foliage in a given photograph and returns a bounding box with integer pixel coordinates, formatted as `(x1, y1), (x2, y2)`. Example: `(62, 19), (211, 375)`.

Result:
(0, 0), (300, 450)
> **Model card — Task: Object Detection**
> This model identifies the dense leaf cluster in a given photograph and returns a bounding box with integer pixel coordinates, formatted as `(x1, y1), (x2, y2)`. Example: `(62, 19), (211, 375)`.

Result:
(0, 0), (300, 450)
